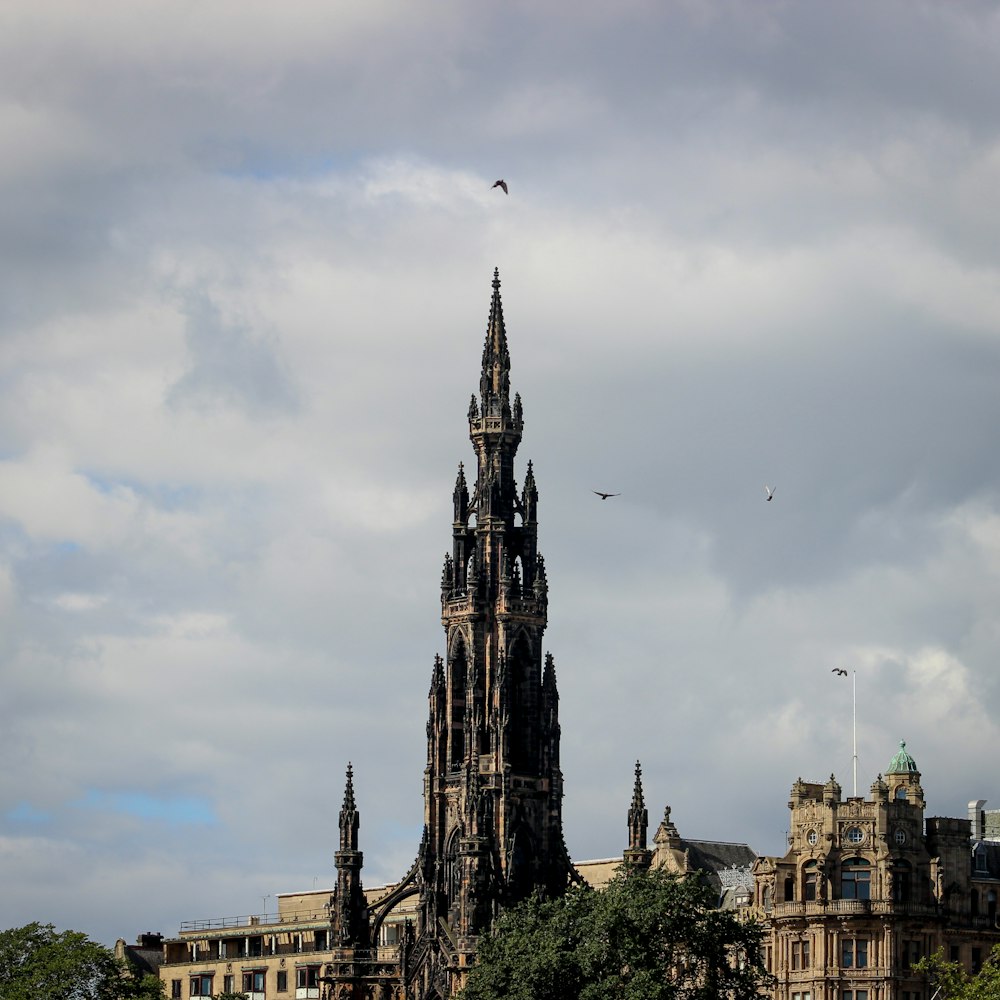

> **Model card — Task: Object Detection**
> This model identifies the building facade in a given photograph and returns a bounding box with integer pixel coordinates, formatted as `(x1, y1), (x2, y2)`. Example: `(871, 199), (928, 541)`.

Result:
(753, 742), (1000, 1000)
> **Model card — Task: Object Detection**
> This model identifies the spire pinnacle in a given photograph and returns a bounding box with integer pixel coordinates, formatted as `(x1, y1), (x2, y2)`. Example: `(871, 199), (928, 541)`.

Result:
(342, 762), (356, 814)
(479, 268), (511, 412)
(625, 760), (651, 866)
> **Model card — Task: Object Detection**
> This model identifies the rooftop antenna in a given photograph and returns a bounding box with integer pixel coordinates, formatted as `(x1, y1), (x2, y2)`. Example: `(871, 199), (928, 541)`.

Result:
(832, 666), (857, 795)
(852, 669), (858, 797)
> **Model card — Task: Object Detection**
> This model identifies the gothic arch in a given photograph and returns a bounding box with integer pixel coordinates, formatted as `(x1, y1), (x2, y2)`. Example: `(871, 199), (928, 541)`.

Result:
(506, 825), (537, 904)
(506, 632), (537, 773)
(444, 827), (462, 902)
(449, 634), (469, 767)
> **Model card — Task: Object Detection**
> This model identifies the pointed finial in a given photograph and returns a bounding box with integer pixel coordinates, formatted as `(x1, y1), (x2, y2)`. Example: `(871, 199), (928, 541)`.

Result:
(493, 267), (501, 290)
(627, 759), (650, 859)
(342, 762), (356, 812)
(631, 760), (645, 811)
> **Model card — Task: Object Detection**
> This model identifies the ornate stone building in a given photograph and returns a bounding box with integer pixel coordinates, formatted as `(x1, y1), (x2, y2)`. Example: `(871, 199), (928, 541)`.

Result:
(753, 742), (1000, 1000)
(158, 270), (573, 1000)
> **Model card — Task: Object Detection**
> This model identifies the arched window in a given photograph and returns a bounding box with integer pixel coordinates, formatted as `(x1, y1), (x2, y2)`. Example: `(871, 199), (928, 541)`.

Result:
(507, 827), (536, 903)
(803, 860), (818, 902)
(445, 829), (460, 901)
(892, 860), (912, 903)
(840, 858), (871, 900)
(508, 635), (536, 773)
(449, 639), (467, 767)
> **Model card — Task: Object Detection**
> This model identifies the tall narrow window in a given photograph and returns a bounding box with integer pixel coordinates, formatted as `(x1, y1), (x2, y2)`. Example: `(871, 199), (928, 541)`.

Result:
(840, 858), (871, 900)
(508, 636), (536, 773)
(893, 860), (912, 903)
(842, 939), (868, 969)
(450, 640), (467, 766)
(803, 860), (818, 902)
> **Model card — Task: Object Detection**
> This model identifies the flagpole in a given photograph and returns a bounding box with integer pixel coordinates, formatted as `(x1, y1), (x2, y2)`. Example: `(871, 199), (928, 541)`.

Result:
(852, 670), (857, 797)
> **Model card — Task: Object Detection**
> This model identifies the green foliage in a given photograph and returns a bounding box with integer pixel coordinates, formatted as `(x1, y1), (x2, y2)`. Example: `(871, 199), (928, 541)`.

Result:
(0, 923), (164, 1000)
(915, 946), (1000, 1000)
(460, 866), (770, 1000)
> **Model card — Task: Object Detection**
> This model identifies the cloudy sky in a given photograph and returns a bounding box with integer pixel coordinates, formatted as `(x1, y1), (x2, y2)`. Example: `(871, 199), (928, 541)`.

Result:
(3, 0), (1000, 946)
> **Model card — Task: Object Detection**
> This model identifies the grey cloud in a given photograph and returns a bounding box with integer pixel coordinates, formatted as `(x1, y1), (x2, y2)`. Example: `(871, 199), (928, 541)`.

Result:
(168, 295), (299, 415)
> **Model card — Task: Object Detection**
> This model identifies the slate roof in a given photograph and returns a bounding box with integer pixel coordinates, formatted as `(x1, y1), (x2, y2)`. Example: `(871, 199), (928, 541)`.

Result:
(681, 838), (758, 900)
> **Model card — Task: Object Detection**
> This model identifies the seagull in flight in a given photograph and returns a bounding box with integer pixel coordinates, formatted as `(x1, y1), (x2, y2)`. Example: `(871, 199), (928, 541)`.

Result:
(492, 179), (508, 194)
(593, 491), (620, 500)
(764, 485), (775, 502)
(832, 668), (848, 676)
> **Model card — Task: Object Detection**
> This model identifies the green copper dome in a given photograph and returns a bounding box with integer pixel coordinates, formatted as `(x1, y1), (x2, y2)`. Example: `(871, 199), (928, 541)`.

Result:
(886, 740), (918, 774)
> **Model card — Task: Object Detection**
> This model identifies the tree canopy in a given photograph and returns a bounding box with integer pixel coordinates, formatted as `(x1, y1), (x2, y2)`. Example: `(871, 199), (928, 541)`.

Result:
(460, 865), (770, 1000)
(915, 945), (1000, 1000)
(0, 923), (165, 1000)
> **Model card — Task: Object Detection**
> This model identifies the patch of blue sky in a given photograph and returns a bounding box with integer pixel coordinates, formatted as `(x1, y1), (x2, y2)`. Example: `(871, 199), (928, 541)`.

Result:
(80, 471), (202, 511)
(79, 789), (217, 826)
(6, 802), (52, 824)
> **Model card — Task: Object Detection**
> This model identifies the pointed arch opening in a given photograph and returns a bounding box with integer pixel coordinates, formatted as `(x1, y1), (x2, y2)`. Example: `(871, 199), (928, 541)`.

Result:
(449, 636), (468, 768)
(507, 826), (536, 904)
(508, 633), (538, 774)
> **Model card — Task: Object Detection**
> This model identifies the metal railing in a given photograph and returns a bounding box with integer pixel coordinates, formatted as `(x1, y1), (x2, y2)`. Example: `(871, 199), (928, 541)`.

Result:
(180, 911), (330, 932)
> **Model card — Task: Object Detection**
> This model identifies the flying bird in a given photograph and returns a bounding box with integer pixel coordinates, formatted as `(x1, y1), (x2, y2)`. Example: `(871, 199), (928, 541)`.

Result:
(492, 179), (508, 194)
(832, 668), (848, 676)
(764, 485), (775, 501)
(593, 491), (620, 500)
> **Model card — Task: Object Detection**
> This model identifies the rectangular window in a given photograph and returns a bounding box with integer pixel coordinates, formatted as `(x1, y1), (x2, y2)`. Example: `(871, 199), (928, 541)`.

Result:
(902, 939), (922, 969)
(314, 930), (327, 950)
(223, 976), (234, 994)
(172, 982), (182, 1000)
(842, 939), (868, 969)
(791, 939), (811, 970)
(842, 992), (868, 1000)
(243, 971), (266, 994)
(295, 966), (321, 1000)
(190, 975), (213, 997)
(973, 948), (983, 973)
(277, 971), (288, 992)
(296, 967), (320, 988)
(950, 945), (961, 963)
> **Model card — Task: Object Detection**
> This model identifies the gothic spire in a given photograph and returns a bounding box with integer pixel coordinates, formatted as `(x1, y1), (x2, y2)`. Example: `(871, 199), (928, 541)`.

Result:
(625, 760), (652, 868)
(479, 268), (510, 407)
(334, 762), (368, 947)
(339, 762), (359, 852)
